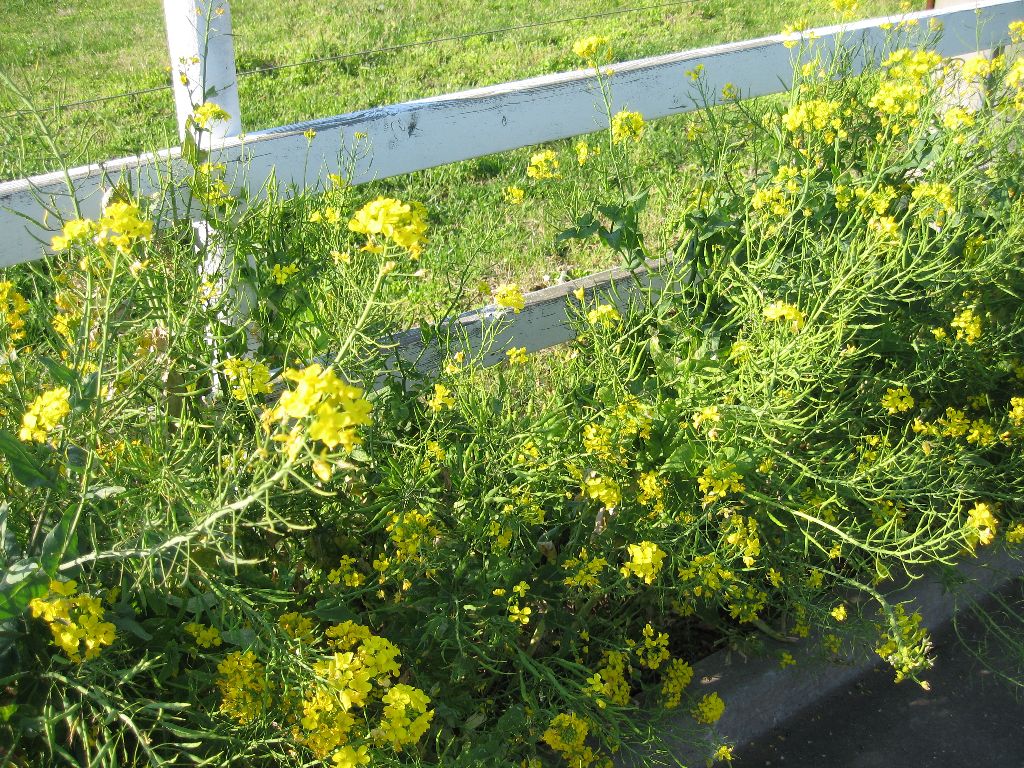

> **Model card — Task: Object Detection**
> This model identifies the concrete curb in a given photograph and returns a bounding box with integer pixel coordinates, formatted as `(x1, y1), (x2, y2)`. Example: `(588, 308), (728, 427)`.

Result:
(638, 548), (1024, 767)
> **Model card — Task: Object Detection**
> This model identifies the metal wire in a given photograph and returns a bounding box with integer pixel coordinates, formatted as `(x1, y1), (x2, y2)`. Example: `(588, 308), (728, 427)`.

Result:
(1, 0), (698, 119)
(235, 0), (699, 79)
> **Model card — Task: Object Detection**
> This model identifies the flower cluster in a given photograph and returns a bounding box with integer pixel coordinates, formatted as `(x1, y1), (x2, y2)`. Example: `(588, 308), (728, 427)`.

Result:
(762, 300), (806, 331)
(0, 281), (29, 343)
(875, 604), (933, 683)
(527, 150), (560, 180)
(620, 541), (666, 584)
(543, 713), (598, 768)
(610, 110), (646, 144)
(223, 357), (273, 401)
(19, 386), (70, 443)
(572, 35), (612, 63)
(28, 580), (117, 663)
(348, 197), (429, 258)
(51, 201), (153, 255)
(494, 282), (526, 313)
(692, 692), (726, 725)
(265, 363), (373, 456)
(660, 657), (694, 709)
(190, 101), (230, 129)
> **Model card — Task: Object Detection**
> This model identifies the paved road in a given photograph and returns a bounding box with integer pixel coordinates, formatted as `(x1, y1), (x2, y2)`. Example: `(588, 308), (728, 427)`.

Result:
(735, 595), (1024, 768)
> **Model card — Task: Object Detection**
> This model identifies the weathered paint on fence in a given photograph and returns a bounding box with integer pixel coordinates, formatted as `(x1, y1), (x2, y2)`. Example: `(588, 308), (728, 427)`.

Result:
(1, 0), (1020, 269)
(368, 259), (676, 387)
(163, 0), (242, 142)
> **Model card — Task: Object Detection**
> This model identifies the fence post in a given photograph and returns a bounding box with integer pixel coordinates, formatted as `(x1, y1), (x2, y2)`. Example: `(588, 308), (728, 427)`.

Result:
(163, 0), (241, 143)
(163, 0), (258, 399)
(931, 0), (994, 111)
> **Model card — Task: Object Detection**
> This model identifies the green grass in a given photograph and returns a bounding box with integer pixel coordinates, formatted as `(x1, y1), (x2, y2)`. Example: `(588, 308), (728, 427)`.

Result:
(0, 0), (905, 324)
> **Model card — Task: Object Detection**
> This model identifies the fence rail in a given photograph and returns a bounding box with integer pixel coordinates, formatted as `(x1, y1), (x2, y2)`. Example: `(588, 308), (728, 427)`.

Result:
(1, 0), (1020, 271)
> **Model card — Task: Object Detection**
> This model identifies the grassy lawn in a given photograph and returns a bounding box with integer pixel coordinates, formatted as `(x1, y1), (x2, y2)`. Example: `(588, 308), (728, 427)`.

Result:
(0, 0), (906, 321)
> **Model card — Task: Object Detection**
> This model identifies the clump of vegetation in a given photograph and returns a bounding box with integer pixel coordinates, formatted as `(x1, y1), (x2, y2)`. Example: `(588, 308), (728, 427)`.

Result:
(2, 17), (1024, 768)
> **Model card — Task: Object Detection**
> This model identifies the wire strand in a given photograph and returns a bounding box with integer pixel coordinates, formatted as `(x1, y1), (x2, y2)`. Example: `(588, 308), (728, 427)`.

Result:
(1, 0), (698, 119)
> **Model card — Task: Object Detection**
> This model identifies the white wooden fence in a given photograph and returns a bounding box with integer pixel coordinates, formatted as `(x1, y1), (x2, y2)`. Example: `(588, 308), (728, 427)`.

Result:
(0, 0), (1021, 372)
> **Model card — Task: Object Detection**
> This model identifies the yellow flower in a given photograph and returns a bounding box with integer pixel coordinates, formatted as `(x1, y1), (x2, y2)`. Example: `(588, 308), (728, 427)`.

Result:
(779, 651), (797, 668)
(831, 604), (848, 622)
(762, 301), (805, 331)
(506, 347), (529, 366)
(332, 745), (371, 768)
(574, 140), (599, 166)
(526, 150), (560, 180)
(951, 307), (982, 344)
(620, 541), (665, 584)
(494, 283), (526, 313)
(966, 502), (998, 547)
(216, 650), (270, 724)
(0, 281), (29, 341)
(660, 657), (694, 708)
(507, 602), (532, 625)
(611, 110), (646, 144)
(19, 387), (71, 443)
(427, 383), (455, 412)
(587, 303), (622, 329)
(185, 622), (223, 648)
(444, 350), (466, 374)
(504, 185), (525, 205)
(1005, 522), (1024, 544)
(348, 197), (429, 258)
(51, 218), (99, 251)
(271, 263), (299, 285)
(190, 101), (230, 129)
(585, 474), (622, 509)
(693, 692), (726, 724)
(712, 744), (735, 763)
(881, 386), (914, 414)
(781, 20), (808, 48)
(223, 358), (273, 401)
(572, 35), (612, 62)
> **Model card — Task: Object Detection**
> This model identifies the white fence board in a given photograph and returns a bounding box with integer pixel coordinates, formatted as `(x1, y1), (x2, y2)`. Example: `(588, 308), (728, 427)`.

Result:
(371, 260), (671, 385)
(1, 0), (1021, 269)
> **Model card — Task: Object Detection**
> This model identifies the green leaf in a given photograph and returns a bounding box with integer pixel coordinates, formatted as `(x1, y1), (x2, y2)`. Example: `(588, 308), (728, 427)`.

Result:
(37, 356), (77, 388)
(110, 614), (152, 641)
(40, 508), (78, 576)
(0, 430), (54, 489)
(0, 560), (48, 622)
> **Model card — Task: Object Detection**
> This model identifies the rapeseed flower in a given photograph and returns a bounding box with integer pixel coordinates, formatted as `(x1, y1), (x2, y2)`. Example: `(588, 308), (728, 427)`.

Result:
(19, 387), (70, 443)
(29, 581), (117, 663)
(0, 281), (29, 342)
(185, 622), (222, 649)
(348, 197), (428, 258)
(587, 303), (622, 329)
(881, 386), (914, 414)
(573, 35), (612, 63)
(585, 474), (622, 509)
(611, 110), (646, 143)
(504, 185), (525, 204)
(427, 383), (455, 412)
(526, 150), (560, 180)
(494, 283), (526, 312)
(190, 101), (230, 129)
(506, 346), (529, 365)
(762, 301), (805, 331)
(620, 541), (665, 584)
(223, 358), (273, 401)
(660, 657), (694, 708)
(693, 692), (726, 724)
(966, 502), (998, 546)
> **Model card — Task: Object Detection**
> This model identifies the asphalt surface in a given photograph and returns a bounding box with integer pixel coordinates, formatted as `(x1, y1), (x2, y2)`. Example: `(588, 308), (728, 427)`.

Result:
(735, 594), (1024, 768)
